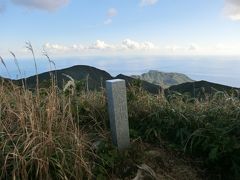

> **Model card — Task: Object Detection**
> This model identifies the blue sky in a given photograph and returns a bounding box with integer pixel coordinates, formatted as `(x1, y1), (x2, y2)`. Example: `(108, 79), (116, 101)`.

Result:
(1, 0), (240, 58)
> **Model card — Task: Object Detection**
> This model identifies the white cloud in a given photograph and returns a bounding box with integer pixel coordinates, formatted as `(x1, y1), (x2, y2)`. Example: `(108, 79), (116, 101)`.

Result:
(44, 43), (69, 52)
(122, 39), (140, 49)
(122, 39), (157, 50)
(71, 44), (84, 51)
(224, 0), (240, 20)
(165, 44), (200, 54)
(43, 41), (240, 56)
(104, 8), (117, 25)
(7, 41), (240, 58)
(140, 0), (159, 7)
(11, 0), (69, 11)
(43, 39), (158, 55)
(165, 45), (183, 52)
(38, 41), (240, 56)
(88, 40), (113, 50)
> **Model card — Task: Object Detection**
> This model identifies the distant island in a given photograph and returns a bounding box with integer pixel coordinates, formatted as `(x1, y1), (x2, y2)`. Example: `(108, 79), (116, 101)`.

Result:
(131, 70), (194, 88)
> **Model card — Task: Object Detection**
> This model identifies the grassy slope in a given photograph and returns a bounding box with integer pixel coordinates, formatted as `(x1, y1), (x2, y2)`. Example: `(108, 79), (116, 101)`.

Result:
(167, 80), (240, 98)
(0, 79), (203, 179)
(1, 49), (239, 179)
(1, 74), (240, 179)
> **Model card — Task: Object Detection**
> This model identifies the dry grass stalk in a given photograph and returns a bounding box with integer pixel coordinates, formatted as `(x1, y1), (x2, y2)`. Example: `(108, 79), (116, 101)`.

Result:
(0, 77), (93, 179)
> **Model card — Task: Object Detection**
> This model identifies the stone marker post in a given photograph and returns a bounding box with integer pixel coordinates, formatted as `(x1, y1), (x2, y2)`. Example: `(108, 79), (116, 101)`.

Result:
(106, 79), (130, 150)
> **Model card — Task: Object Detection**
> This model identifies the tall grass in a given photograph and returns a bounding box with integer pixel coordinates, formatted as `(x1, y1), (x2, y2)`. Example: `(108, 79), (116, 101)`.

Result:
(1, 50), (240, 179)
(26, 42), (39, 91)
(0, 79), (93, 179)
(0, 52), (96, 179)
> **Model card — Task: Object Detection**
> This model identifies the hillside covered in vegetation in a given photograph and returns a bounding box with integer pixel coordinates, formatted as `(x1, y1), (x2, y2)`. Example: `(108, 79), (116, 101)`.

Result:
(1, 65), (238, 96)
(0, 71), (240, 179)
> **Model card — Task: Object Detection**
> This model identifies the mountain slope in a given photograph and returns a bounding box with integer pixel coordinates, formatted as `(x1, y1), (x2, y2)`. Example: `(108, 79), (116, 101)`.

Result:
(132, 70), (194, 88)
(166, 80), (239, 97)
(15, 65), (161, 93)
(8, 66), (239, 97)
(16, 65), (112, 90)
(115, 74), (162, 94)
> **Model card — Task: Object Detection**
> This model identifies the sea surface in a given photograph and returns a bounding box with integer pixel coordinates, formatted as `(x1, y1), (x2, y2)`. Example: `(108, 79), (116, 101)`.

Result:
(1, 55), (240, 87)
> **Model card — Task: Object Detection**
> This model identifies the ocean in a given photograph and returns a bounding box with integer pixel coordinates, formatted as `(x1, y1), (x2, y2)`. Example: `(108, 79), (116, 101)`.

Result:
(1, 55), (240, 88)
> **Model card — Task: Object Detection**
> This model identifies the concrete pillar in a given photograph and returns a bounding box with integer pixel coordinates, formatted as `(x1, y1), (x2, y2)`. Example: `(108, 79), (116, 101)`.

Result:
(106, 79), (130, 150)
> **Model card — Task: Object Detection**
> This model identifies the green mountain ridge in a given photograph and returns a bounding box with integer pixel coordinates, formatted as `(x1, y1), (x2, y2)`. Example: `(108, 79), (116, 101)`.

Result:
(1, 65), (238, 96)
(6, 65), (162, 94)
(131, 70), (194, 88)
(166, 80), (240, 97)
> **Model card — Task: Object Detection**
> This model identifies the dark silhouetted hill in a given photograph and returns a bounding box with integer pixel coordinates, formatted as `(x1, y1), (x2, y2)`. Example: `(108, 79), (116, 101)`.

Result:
(3, 66), (238, 96)
(15, 65), (161, 93)
(166, 80), (239, 97)
(15, 65), (112, 90)
(115, 74), (162, 94)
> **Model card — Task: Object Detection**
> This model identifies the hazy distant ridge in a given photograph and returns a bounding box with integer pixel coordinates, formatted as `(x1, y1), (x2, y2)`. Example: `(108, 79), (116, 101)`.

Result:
(132, 70), (194, 88)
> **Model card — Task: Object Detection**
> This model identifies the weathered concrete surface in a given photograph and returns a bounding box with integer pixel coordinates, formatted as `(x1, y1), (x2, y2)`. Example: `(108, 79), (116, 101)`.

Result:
(106, 79), (130, 150)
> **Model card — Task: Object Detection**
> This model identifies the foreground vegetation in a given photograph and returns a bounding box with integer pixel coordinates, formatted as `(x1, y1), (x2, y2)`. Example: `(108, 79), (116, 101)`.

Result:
(128, 84), (240, 179)
(0, 75), (240, 179)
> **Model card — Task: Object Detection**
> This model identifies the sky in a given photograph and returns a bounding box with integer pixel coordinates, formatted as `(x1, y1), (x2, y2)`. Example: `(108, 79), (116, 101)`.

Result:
(1, 0), (240, 58)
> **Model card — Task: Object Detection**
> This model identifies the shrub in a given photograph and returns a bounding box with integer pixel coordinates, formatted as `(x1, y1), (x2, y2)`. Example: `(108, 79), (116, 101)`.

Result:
(128, 88), (240, 179)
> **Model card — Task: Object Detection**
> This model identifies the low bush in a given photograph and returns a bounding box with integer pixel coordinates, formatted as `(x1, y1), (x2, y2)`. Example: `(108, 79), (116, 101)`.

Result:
(129, 86), (240, 179)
